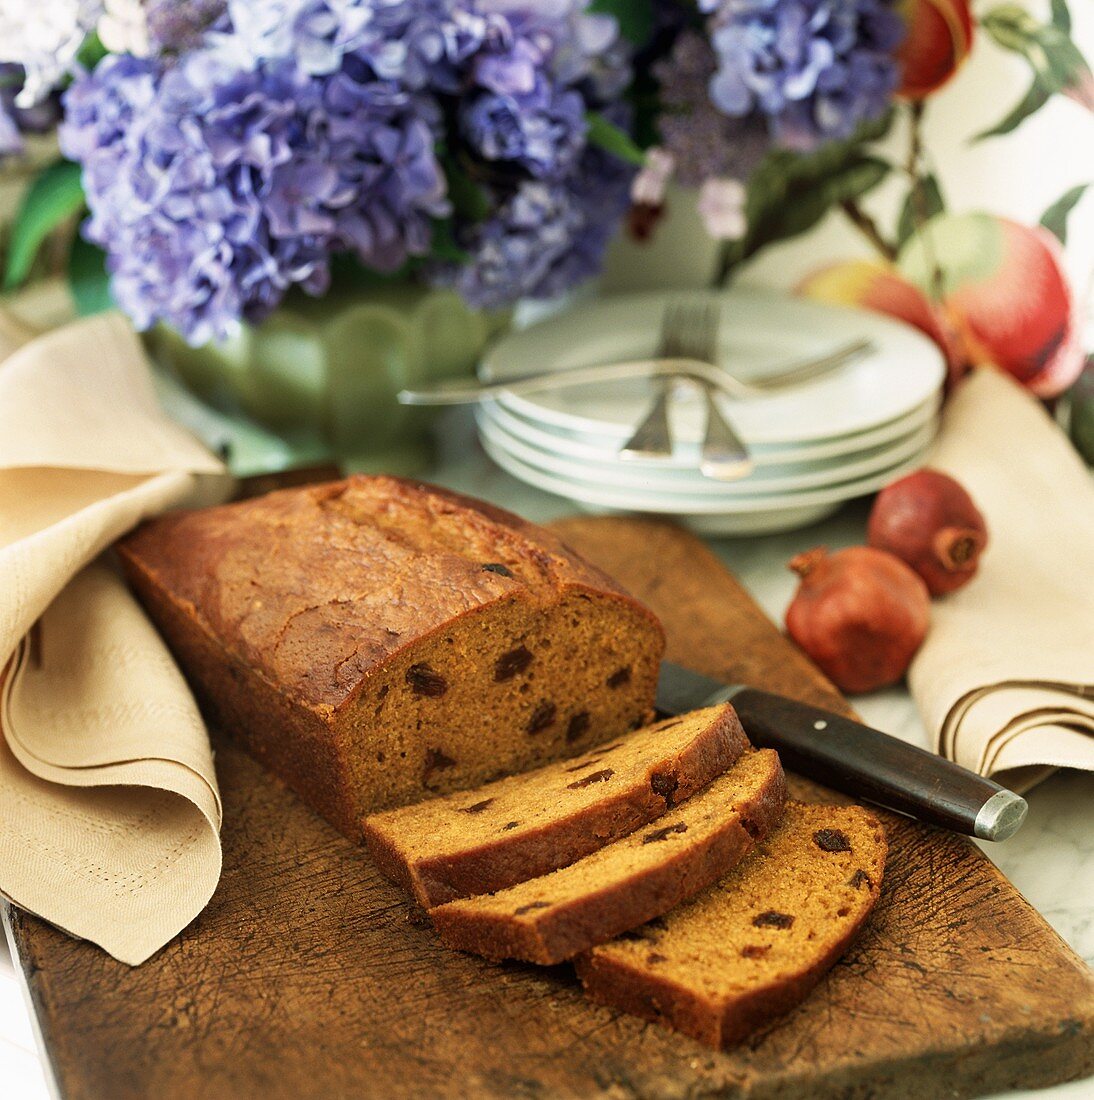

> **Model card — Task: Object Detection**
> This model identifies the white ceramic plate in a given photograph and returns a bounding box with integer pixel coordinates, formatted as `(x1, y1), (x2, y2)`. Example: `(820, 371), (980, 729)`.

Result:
(479, 432), (932, 515)
(570, 500), (844, 537)
(479, 389), (942, 468)
(480, 287), (946, 445)
(477, 408), (938, 496)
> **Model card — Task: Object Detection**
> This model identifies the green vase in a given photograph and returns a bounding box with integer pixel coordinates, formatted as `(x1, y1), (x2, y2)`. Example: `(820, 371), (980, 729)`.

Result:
(147, 283), (508, 475)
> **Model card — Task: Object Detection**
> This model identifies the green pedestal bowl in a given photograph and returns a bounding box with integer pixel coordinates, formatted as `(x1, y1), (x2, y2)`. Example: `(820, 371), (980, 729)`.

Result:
(148, 283), (508, 475)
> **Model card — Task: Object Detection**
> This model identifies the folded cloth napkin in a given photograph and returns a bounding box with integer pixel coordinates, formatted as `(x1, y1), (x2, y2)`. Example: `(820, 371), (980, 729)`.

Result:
(909, 368), (1094, 793)
(0, 310), (232, 965)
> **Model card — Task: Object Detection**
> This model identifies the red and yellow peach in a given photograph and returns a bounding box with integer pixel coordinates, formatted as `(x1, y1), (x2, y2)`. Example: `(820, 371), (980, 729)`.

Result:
(895, 0), (975, 100)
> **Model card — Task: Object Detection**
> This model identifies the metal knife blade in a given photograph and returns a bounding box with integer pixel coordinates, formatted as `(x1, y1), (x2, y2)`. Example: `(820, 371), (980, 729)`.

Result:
(656, 662), (1027, 842)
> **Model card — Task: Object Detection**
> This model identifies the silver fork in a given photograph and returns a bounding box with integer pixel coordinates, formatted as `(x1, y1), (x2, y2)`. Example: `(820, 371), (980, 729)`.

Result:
(398, 338), (873, 406)
(616, 303), (683, 463)
(620, 302), (753, 480)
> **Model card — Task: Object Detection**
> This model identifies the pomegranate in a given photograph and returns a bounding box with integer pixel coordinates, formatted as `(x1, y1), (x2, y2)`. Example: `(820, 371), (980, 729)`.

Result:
(868, 468), (988, 596)
(785, 546), (931, 694)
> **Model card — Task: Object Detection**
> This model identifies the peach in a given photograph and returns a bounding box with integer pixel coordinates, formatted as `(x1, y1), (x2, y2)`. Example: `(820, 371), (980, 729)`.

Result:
(895, 0), (974, 100)
(898, 213), (1083, 398)
(798, 259), (963, 388)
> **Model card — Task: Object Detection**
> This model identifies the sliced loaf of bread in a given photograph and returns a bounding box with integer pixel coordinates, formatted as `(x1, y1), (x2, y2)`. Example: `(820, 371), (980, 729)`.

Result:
(364, 705), (748, 907)
(117, 475), (665, 838)
(576, 801), (886, 1049)
(430, 748), (786, 964)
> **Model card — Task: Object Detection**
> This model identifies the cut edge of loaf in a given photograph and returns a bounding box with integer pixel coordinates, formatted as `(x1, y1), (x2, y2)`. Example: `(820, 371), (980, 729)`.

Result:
(363, 704), (750, 907)
(429, 748), (787, 964)
(575, 802), (887, 1049)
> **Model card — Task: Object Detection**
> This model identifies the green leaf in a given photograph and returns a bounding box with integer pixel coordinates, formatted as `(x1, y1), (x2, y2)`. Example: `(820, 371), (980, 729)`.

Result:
(825, 157), (891, 202)
(973, 77), (1053, 140)
(981, 5), (1036, 53)
(715, 115), (895, 275)
(4, 160), (86, 290)
(897, 173), (945, 246)
(429, 218), (470, 264)
(975, 2), (1091, 138)
(67, 233), (113, 316)
(444, 161), (491, 223)
(327, 250), (411, 288)
(76, 31), (108, 69)
(981, 5), (1091, 96)
(585, 111), (646, 166)
(1039, 182), (1090, 244)
(731, 154), (890, 268)
(589, 0), (654, 45)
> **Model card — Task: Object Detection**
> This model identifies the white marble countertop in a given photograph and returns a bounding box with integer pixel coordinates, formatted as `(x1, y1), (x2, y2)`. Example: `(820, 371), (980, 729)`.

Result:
(1, 408), (1092, 1099)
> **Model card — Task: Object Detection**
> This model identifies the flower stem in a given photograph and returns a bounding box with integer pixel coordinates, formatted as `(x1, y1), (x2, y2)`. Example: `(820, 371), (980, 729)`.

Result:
(839, 198), (898, 262)
(905, 101), (946, 303)
(711, 239), (744, 288)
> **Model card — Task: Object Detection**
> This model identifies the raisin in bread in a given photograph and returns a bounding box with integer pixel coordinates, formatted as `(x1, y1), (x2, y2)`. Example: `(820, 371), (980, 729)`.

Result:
(576, 802), (886, 1049)
(365, 705), (748, 907)
(430, 749), (786, 964)
(117, 475), (665, 838)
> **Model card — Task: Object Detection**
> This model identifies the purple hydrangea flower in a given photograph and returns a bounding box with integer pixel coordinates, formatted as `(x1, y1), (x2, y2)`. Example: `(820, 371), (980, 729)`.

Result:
(224, 0), (450, 86)
(461, 71), (586, 179)
(452, 2), (622, 181)
(60, 0), (635, 335)
(701, 0), (903, 151)
(224, 0), (375, 75)
(438, 129), (633, 309)
(61, 47), (448, 343)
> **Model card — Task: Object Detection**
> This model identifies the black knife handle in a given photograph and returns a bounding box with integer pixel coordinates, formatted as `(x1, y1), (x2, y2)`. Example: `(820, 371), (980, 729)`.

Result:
(728, 687), (1027, 841)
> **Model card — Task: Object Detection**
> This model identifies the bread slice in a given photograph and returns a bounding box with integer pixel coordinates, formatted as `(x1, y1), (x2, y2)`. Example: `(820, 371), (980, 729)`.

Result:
(576, 802), (886, 1049)
(365, 705), (748, 907)
(430, 749), (786, 964)
(116, 475), (665, 838)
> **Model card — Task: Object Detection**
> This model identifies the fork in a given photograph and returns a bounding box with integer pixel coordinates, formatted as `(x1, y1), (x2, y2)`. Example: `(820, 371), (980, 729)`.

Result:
(620, 302), (753, 480)
(397, 338), (872, 406)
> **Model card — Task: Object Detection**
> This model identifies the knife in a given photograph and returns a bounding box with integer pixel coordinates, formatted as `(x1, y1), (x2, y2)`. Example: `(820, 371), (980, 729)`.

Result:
(657, 662), (1027, 842)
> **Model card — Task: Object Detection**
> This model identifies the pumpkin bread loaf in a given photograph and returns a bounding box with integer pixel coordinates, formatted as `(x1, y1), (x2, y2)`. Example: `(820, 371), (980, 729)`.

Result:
(365, 705), (749, 906)
(430, 748), (786, 964)
(116, 475), (665, 838)
(576, 802), (886, 1049)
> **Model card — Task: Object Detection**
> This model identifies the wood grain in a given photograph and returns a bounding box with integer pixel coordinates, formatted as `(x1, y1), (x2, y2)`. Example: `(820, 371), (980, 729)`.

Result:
(7, 516), (1094, 1100)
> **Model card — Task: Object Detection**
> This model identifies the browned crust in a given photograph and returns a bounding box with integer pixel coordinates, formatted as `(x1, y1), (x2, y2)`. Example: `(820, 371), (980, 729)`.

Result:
(117, 475), (666, 715)
(116, 474), (667, 839)
(574, 820), (888, 1049)
(429, 755), (787, 965)
(364, 706), (751, 907)
(117, 544), (363, 838)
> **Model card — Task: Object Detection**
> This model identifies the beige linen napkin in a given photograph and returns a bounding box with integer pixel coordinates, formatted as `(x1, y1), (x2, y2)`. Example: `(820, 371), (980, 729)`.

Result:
(908, 368), (1094, 792)
(0, 311), (232, 964)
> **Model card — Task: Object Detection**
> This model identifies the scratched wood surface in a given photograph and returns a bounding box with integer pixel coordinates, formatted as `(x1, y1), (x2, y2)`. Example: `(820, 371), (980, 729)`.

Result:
(7, 516), (1094, 1100)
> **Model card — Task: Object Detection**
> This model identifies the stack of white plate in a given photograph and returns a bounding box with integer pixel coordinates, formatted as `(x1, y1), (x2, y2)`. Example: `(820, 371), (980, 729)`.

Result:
(476, 288), (947, 536)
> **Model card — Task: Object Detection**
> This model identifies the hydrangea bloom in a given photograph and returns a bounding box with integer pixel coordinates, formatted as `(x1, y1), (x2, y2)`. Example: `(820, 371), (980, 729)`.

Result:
(61, 46), (448, 343)
(61, 0), (634, 338)
(435, 1), (631, 300)
(461, 64), (586, 180)
(440, 125), (634, 309)
(701, 0), (903, 150)
(224, 0), (450, 86)
(453, 1), (626, 182)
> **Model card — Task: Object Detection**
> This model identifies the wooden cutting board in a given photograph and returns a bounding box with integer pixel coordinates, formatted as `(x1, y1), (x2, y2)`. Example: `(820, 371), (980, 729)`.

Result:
(6, 516), (1093, 1100)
